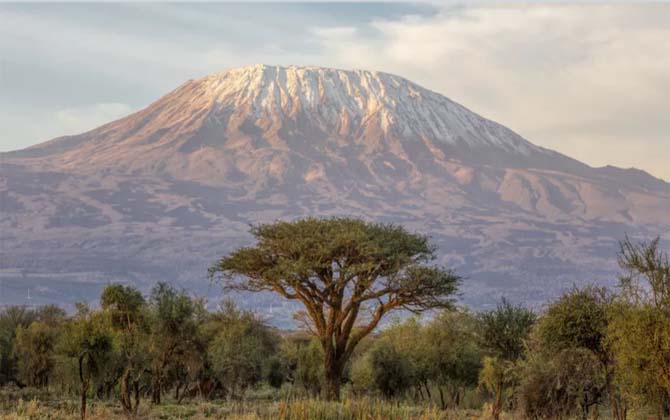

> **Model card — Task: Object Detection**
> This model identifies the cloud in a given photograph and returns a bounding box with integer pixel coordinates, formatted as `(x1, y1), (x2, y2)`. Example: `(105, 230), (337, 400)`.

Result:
(55, 103), (133, 134)
(310, 4), (670, 180)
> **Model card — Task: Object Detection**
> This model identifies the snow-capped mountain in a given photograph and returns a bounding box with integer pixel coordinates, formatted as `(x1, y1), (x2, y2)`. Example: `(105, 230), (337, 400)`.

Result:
(1, 65), (668, 320)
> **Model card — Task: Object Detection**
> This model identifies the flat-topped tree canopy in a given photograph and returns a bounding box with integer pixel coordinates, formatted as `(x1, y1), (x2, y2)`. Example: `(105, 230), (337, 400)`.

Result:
(209, 217), (460, 400)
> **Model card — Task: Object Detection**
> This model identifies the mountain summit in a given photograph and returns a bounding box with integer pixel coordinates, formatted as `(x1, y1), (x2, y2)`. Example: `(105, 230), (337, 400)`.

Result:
(1, 65), (668, 316)
(12, 65), (575, 181)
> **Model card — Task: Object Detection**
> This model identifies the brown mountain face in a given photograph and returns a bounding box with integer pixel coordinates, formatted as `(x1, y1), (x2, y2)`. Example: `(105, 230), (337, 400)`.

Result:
(1, 65), (668, 320)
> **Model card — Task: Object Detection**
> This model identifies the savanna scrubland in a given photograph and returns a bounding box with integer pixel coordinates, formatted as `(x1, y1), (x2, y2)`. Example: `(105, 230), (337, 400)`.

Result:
(0, 218), (668, 420)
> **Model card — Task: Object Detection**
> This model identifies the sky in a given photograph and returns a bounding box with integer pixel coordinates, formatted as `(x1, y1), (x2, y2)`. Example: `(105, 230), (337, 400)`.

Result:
(1, 2), (668, 180)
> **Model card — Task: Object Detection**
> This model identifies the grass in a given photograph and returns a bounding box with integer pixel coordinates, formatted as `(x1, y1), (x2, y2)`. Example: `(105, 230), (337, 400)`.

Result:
(0, 388), (504, 420)
(0, 399), (498, 420)
(0, 387), (658, 419)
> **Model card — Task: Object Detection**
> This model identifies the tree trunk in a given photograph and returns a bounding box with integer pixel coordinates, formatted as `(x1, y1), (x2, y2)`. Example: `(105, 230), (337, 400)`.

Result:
(120, 368), (133, 417)
(78, 354), (89, 420)
(119, 368), (141, 419)
(80, 379), (89, 420)
(491, 380), (503, 420)
(151, 375), (161, 404)
(591, 405), (600, 420)
(324, 363), (343, 401)
(177, 382), (189, 404)
(424, 381), (432, 400)
(133, 379), (140, 416)
(439, 386), (446, 410)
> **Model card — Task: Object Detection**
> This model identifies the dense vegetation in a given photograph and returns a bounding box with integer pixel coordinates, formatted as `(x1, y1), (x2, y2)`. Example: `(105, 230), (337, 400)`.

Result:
(0, 219), (668, 420)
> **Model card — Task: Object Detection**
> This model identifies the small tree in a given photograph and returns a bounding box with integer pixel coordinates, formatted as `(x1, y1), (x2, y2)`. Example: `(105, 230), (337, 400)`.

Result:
(209, 217), (460, 400)
(534, 287), (619, 419)
(478, 299), (536, 420)
(12, 321), (58, 388)
(425, 310), (482, 409)
(100, 284), (149, 418)
(295, 338), (325, 396)
(59, 304), (114, 420)
(479, 356), (517, 420)
(276, 336), (326, 396)
(147, 283), (197, 404)
(0, 306), (39, 386)
(618, 236), (670, 309)
(35, 305), (67, 327)
(518, 348), (604, 420)
(368, 340), (413, 399)
(207, 301), (278, 399)
(374, 318), (428, 400)
(609, 237), (670, 418)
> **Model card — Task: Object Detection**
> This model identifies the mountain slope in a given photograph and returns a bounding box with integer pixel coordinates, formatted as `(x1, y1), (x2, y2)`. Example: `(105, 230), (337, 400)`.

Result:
(1, 65), (668, 319)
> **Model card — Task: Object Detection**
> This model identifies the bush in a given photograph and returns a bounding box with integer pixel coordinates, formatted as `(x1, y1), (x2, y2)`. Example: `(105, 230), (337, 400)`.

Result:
(368, 341), (414, 399)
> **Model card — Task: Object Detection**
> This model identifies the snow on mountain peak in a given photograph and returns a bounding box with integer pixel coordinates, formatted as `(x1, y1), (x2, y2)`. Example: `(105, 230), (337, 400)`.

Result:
(187, 64), (542, 156)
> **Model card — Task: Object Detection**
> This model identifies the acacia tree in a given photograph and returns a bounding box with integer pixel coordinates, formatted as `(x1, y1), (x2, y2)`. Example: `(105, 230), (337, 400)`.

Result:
(209, 217), (460, 400)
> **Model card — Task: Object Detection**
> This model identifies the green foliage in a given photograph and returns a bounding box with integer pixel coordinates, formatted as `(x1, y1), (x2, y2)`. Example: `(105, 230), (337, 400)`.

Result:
(208, 301), (279, 398)
(100, 283), (150, 416)
(522, 287), (616, 419)
(0, 306), (38, 386)
(149, 283), (196, 338)
(479, 299), (536, 362)
(368, 341), (413, 399)
(264, 357), (285, 389)
(608, 301), (670, 414)
(58, 305), (115, 377)
(425, 310), (483, 391)
(478, 356), (513, 395)
(100, 284), (146, 331)
(350, 353), (375, 395)
(57, 304), (115, 419)
(147, 282), (199, 403)
(0, 305), (63, 387)
(536, 287), (611, 357)
(478, 300), (535, 419)
(12, 321), (58, 388)
(34, 305), (67, 327)
(292, 338), (325, 396)
(518, 348), (604, 420)
(347, 311), (482, 409)
(211, 218), (459, 312)
(608, 237), (670, 417)
(618, 236), (670, 309)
